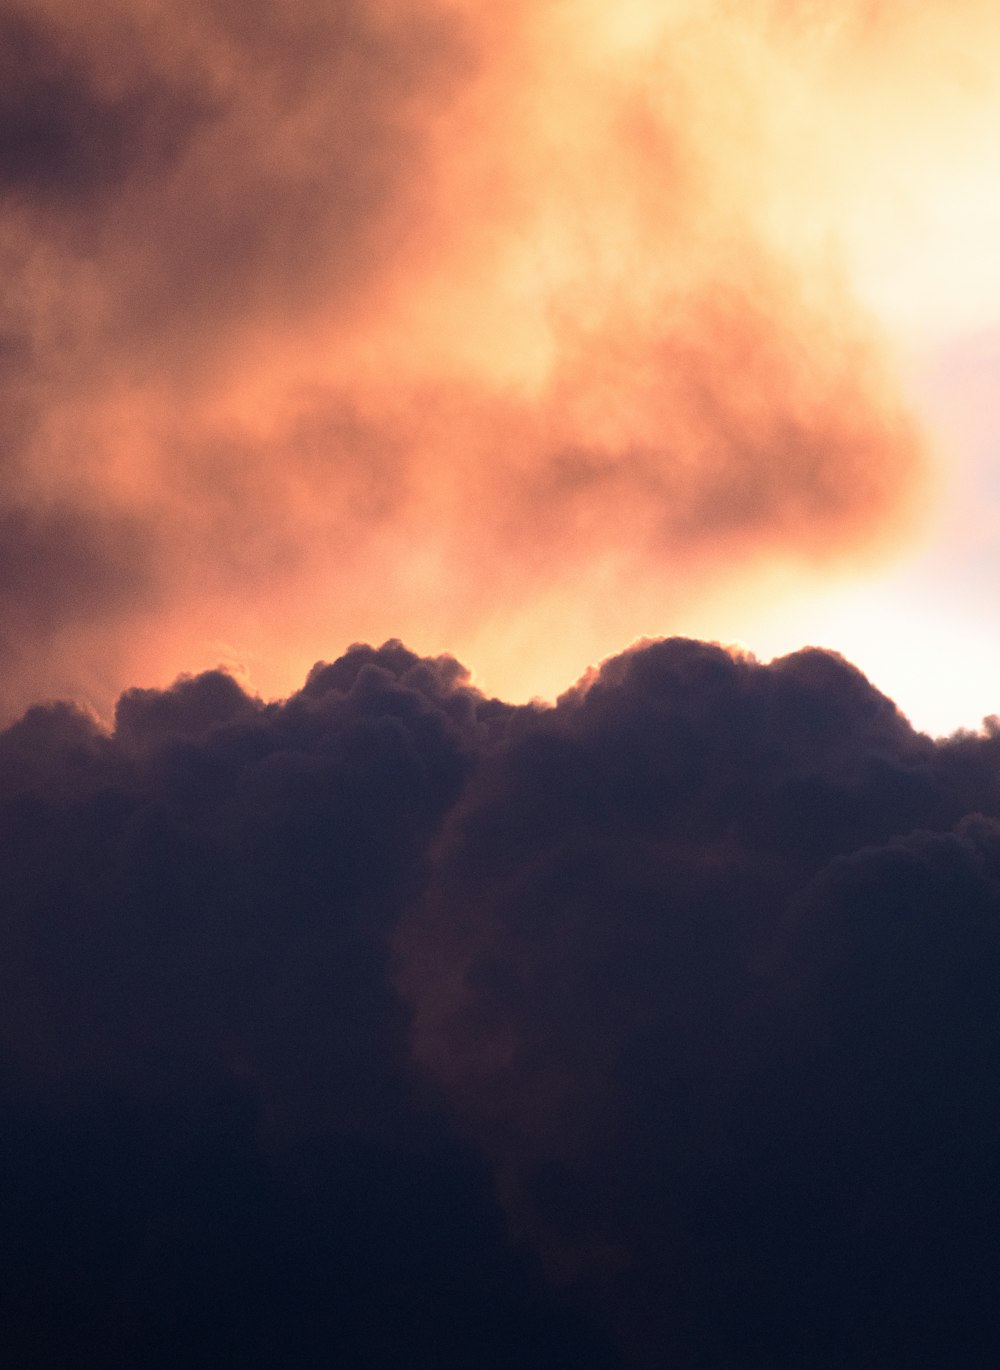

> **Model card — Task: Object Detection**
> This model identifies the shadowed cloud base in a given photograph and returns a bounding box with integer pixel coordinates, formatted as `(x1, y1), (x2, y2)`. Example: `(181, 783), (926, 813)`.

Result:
(4, 635), (1000, 1366)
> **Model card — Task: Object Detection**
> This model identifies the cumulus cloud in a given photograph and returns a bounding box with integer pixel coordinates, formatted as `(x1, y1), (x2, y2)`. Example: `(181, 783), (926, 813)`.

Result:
(398, 637), (1000, 1365)
(4, 635), (1000, 1363)
(9, 3), (1000, 1360)
(0, 641), (617, 1367)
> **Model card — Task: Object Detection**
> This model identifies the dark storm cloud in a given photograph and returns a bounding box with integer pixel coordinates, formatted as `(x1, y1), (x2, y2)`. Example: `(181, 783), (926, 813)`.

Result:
(0, 640), (617, 1368)
(6, 635), (1000, 1364)
(399, 637), (1000, 1365)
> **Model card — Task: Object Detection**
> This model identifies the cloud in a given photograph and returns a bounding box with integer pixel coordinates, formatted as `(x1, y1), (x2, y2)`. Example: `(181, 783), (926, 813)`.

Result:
(6, 0), (990, 716)
(4, 635), (1000, 1362)
(398, 636), (1000, 1364)
(0, 640), (620, 1367)
(8, 7), (1000, 1354)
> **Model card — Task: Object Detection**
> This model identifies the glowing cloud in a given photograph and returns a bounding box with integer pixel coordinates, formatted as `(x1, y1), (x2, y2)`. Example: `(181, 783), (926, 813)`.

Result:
(3, 0), (999, 716)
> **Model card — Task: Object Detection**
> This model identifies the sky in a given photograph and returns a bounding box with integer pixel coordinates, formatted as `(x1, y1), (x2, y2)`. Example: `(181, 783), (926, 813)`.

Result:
(8, 5), (1000, 1368)
(3, 0), (1000, 733)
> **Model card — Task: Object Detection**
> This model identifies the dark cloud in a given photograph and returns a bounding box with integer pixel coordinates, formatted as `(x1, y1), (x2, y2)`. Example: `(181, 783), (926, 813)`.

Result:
(0, 640), (617, 1367)
(0, 9), (212, 205)
(1, 8), (998, 1361)
(398, 636), (1000, 1365)
(4, 635), (1000, 1363)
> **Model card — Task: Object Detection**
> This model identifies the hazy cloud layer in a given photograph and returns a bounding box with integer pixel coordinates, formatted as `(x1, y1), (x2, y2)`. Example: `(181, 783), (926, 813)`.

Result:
(5, 636), (1000, 1363)
(9, 0), (1000, 714)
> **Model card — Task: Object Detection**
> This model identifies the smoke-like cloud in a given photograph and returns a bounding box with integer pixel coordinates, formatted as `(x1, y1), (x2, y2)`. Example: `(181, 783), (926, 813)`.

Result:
(7, 5), (1000, 1357)
(11, 0), (1000, 716)
(5, 636), (1000, 1363)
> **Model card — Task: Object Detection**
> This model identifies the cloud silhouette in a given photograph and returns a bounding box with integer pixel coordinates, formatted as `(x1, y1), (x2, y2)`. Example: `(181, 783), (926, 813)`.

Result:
(4, 635), (1000, 1363)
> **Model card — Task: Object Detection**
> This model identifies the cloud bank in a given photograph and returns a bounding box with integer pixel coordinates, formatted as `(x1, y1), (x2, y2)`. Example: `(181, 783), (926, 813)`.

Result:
(6, 636), (1000, 1364)
(12, 0), (1000, 714)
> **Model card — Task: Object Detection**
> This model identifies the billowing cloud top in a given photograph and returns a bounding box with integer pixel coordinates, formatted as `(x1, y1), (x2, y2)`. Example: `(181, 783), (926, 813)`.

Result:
(7, 5), (1000, 1363)
(12, 0), (1000, 715)
(6, 635), (1000, 1364)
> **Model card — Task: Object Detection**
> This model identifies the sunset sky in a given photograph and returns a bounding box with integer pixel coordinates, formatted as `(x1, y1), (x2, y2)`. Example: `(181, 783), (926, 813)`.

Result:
(3, 0), (1000, 733)
(9, 7), (1000, 1367)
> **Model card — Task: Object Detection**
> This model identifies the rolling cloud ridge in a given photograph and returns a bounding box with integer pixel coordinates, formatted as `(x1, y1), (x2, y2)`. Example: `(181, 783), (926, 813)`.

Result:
(4, 636), (1000, 1366)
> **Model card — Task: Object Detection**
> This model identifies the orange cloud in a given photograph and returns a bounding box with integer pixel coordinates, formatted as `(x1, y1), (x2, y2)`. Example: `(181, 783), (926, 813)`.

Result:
(7, 0), (999, 717)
